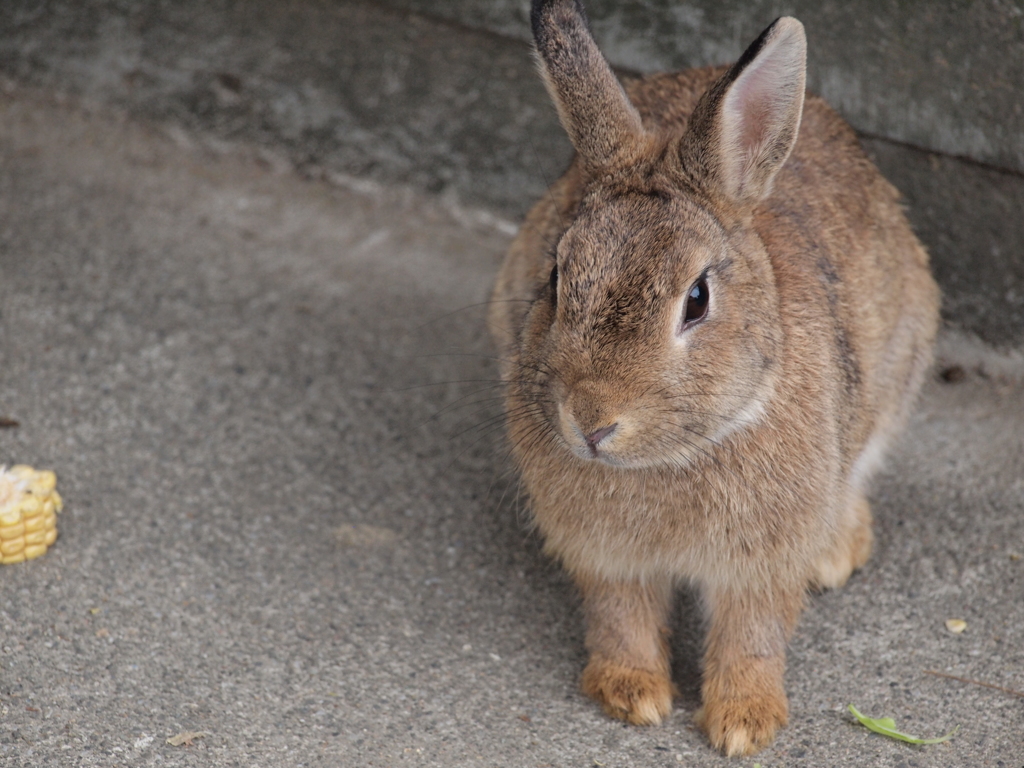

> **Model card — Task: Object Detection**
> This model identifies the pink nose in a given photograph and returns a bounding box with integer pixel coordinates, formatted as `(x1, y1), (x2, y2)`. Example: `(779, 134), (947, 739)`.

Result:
(584, 424), (618, 454)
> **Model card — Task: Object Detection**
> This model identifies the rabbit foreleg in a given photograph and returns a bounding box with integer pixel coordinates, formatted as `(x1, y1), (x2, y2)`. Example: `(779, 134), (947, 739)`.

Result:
(697, 581), (804, 756)
(576, 572), (676, 725)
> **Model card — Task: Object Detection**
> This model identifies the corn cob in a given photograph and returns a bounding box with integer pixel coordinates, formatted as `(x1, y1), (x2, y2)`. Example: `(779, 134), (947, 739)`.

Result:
(0, 465), (62, 565)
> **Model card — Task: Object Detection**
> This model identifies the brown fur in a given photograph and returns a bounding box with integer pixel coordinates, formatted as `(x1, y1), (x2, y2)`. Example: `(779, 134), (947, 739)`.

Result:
(491, 1), (939, 756)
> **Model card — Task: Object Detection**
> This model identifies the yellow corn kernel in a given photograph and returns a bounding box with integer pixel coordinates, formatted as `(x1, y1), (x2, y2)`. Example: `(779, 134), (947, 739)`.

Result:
(24, 529), (47, 546)
(0, 522), (26, 539)
(32, 471), (56, 495)
(0, 465), (62, 565)
(20, 495), (41, 516)
(1, 539), (25, 556)
(23, 515), (46, 534)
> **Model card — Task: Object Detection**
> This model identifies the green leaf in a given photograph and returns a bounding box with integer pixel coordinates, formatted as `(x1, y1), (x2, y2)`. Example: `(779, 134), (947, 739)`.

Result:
(848, 704), (957, 745)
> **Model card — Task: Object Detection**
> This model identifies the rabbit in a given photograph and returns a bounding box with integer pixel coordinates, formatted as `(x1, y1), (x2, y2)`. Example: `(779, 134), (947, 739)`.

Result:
(488, 0), (940, 757)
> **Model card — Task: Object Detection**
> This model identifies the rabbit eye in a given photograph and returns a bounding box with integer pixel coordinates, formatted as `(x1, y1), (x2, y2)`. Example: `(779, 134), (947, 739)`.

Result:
(549, 262), (559, 302)
(681, 278), (709, 330)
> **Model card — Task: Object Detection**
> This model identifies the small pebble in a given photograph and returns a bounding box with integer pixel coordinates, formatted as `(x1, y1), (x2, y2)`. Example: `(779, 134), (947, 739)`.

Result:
(945, 618), (967, 634)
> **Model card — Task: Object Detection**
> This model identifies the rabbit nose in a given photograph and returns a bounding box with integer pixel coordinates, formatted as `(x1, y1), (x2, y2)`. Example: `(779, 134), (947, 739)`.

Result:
(561, 380), (622, 456)
(585, 424), (618, 454)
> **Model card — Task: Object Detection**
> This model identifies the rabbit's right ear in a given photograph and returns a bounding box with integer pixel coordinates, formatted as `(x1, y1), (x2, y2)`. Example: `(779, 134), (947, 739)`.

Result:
(680, 17), (806, 208)
(531, 0), (646, 170)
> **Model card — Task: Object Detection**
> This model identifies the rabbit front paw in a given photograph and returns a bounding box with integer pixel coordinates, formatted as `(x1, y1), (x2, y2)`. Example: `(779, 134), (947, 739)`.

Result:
(581, 658), (674, 725)
(697, 688), (789, 757)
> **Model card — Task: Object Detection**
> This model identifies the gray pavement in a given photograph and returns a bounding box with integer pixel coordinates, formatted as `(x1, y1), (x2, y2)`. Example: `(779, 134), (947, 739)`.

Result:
(1, 81), (1022, 768)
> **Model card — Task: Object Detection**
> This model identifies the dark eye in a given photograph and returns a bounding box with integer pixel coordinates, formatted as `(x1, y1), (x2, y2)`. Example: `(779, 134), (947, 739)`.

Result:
(681, 278), (709, 330)
(549, 262), (558, 302)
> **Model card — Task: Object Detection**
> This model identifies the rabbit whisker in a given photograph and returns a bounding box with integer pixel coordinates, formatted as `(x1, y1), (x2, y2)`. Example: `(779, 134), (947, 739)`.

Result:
(416, 298), (534, 332)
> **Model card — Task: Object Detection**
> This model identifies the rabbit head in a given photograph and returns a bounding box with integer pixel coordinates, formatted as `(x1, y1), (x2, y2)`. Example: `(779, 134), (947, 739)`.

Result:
(518, 2), (807, 469)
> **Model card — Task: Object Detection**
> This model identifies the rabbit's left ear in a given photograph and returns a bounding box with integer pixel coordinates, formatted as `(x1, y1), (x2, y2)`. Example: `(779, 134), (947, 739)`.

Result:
(681, 17), (806, 207)
(531, 0), (646, 170)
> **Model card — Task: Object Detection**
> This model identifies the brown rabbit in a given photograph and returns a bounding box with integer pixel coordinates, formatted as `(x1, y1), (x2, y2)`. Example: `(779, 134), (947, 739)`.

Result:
(489, 0), (940, 757)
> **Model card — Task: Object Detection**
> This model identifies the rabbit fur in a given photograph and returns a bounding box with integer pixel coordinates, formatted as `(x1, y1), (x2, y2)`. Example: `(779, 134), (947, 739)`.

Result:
(489, 0), (940, 757)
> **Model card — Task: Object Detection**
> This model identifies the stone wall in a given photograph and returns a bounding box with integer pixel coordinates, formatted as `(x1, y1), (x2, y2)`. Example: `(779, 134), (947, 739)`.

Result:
(1, 0), (1021, 343)
(388, 0), (1024, 173)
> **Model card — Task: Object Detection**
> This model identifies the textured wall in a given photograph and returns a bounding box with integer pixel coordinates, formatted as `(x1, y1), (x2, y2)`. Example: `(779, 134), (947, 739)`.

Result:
(0, 1), (572, 213)
(387, 0), (1024, 174)
(1, 0), (1022, 343)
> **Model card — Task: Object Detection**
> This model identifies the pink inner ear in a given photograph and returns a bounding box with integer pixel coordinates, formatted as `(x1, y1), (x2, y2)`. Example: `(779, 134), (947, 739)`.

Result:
(726, 51), (791, 160)
(717, 24), (805, 203)
(731, 75), (776, 155)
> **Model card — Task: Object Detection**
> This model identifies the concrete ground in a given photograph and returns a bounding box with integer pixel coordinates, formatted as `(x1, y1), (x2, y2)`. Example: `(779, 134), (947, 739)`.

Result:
(0, 82), (1022, 768)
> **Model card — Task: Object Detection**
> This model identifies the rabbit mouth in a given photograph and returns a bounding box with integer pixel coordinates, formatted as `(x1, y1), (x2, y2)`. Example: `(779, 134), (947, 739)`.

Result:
(555, 383), (684, 468)
(553, 398), (732, 470)
(557, 405), (625, 465)
(571, 425), (623, 464)
(556, 406), (666, 468)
